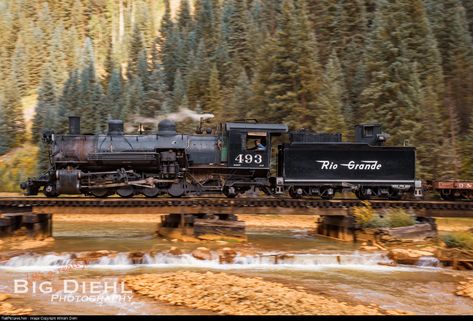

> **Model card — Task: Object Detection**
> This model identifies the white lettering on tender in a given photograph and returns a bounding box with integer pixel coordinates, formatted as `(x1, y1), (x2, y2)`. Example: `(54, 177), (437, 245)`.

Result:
(316, 160), (382, 170)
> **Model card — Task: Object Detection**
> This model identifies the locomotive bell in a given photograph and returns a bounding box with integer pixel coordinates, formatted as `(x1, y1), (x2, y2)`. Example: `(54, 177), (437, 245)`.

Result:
(158, 119), (177, 136)
(108, 120), (124, 135)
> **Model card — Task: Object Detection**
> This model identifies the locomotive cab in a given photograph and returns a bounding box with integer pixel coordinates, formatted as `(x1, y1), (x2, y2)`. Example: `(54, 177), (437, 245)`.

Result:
(224, 122), (288, 169)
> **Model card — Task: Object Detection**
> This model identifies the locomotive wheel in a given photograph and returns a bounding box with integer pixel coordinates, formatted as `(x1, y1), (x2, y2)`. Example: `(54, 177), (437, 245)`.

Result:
(142, 187), (160, 198)
(117, 186), (135, 198)
(223, 186), (237, 198)
(90, 188), (110, 198)
(43, 184), (59, 198)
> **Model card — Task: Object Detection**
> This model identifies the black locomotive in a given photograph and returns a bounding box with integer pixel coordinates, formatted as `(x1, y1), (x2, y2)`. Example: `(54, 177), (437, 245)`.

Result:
(20, 117), (422, 200)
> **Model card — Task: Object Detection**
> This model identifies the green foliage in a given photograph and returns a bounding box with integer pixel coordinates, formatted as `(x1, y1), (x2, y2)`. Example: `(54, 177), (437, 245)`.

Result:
(354, 203), (416, 229)
(441, 232), (473, 250)
(0, 0), (472, 186)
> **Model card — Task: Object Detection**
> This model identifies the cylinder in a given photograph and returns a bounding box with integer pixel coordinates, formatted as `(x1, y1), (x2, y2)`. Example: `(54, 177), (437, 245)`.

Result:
(69, 116), (81, 135)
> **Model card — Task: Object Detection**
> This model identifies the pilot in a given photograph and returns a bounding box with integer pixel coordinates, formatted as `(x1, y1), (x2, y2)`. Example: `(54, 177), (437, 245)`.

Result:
(255, 139), (266, 151)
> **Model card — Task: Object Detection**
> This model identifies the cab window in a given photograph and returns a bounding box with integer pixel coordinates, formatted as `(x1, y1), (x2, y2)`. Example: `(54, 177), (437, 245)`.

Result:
(245, 132), (267, 151)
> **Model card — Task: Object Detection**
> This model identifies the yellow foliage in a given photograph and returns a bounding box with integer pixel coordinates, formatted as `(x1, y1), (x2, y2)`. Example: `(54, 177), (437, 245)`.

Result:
(352, 200), (375, 225)
(0, 144), (39, 192)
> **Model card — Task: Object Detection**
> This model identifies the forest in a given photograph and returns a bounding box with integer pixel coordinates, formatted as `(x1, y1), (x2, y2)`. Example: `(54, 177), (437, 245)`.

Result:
(0, 0), (472, 191)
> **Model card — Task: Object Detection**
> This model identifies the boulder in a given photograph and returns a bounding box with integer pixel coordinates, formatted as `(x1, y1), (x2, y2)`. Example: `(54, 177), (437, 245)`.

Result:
(169, 247), (182, 256)
(129, 251), (145, 264)
(192, 247), (212, 260)
(218, 247), (237, 264)
(387, 249), (435, 265)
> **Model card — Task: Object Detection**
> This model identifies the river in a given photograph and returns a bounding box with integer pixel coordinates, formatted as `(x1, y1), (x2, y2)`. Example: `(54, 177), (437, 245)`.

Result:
(0, 220), (472, 315)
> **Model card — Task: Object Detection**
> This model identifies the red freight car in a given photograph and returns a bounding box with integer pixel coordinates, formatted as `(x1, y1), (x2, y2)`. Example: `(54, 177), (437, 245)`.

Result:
(433, 181), (473, 201)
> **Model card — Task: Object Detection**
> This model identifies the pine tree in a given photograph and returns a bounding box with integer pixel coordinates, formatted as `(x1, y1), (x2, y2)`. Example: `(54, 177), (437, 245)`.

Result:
(107, 67), (123, 119)
(186, 40), (210, 110)
(32, 64), (57, 143)
(177, 0), (193, 32)
(426, 0), (473, 131)
(0, 100), (9, 155)
(226, 0), (253, 75)
(172, 69), (185, 111)
(127, 25), (145, 79)
(122, 76), (145, 119)
(194, 0), (219, 54)
(143, 64), (170, 117)
(256, 0), (322, 129)
(1, 76), (26, 148)
(360, 2), (423, 146)
(56, 70), (80, 134)
(230, 70), (252, 120)
(461, 115), (473, 179)
(316, 52), (348, 137)
(207, 64), (223, 116)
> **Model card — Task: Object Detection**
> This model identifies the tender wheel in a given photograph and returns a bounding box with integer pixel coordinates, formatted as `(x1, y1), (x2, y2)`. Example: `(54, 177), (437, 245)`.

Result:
(320, 187), (335, 200)
(289, 186), (303, 199)
(90, 188), (110, 198)
(355, 188), (371, 200)
(142, 187), (160, 198)
(117, 186), (135, 198)
(440, 189), (455, 201)
(388, 188), (402, 200)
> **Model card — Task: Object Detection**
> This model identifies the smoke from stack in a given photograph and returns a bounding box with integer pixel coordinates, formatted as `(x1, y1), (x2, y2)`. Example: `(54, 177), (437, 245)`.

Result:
(124, 108), (215, 133)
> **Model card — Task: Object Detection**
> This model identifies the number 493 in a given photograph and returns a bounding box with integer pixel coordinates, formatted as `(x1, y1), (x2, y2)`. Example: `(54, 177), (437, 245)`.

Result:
(235, 154), (263, 164)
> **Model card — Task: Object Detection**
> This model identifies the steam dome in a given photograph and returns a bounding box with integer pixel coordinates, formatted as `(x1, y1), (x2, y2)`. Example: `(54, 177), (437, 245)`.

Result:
(158, 119), (177, 136)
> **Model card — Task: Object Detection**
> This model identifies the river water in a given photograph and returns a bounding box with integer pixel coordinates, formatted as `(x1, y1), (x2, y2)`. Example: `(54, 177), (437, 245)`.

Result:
(0, 221), (472, 315)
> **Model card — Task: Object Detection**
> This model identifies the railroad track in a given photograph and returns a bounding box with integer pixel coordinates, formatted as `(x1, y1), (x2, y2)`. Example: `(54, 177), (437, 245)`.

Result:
(0, 197), (472, 212)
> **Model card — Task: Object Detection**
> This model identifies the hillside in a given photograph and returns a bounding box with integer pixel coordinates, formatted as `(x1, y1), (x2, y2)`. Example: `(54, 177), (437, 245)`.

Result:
(0, 0), (472, 192)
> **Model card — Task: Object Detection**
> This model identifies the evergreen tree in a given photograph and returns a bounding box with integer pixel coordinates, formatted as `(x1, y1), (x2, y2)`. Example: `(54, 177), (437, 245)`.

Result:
(256, 0), (322, 129)
(194, 0), (219, 54)
(32, 64), (57, 143)
(316, 52), (348, 137)
(207, 64), (223, 116)
(107, 67), (123, 119)
(0, 100), (9, 155)
(360, 2), (423, 146)
(143, 64), (170, 117)
(172, 69), (185, 111)
(1, 76), (26, 148)
(56, 70), (80, 133)
(230, 70), (252, 119)
(127, 25), (145, 79)
(177, 0), (193, 32)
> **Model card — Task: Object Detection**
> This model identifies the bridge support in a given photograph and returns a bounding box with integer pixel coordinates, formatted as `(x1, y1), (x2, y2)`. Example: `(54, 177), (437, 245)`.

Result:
(315, 215), (356, 242)
(157, 213), (246, 242)
(0, 208), (52, 239)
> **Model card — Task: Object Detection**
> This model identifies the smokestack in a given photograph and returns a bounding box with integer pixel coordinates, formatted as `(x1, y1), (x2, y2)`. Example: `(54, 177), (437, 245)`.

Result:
(69, 116), (81, 135)
(108, 120), (124, 135)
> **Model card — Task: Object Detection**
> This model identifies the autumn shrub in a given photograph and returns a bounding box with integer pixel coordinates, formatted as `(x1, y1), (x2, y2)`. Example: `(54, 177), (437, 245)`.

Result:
(441, 232), (473, 250)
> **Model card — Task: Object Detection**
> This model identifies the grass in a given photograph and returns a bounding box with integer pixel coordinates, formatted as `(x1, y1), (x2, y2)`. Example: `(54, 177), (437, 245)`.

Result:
(441, 232), (473, 250)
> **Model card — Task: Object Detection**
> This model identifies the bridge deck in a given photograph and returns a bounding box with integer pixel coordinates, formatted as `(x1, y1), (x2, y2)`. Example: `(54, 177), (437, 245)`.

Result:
(1, 197), (472, 217)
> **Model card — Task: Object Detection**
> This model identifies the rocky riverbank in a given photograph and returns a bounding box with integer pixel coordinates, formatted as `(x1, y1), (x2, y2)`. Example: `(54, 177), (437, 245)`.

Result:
(123, 271), (396, 315)
(456, 278), (473, 300)
(0, 294), (33, 315)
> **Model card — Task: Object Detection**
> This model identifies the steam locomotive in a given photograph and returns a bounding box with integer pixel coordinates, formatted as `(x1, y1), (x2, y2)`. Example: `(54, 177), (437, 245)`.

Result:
(21, 117), (427, 200)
